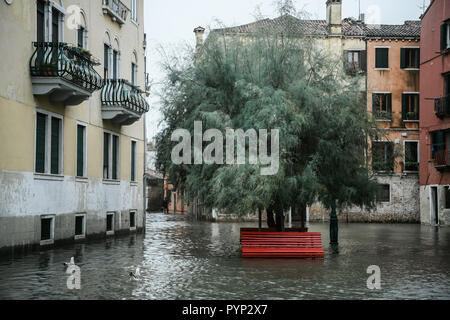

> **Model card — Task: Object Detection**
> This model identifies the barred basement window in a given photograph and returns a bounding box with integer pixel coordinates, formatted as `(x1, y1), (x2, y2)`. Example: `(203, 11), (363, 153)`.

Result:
(400, 48), (420, 69)
(377, 184), (390, 203)
(130, 211), (136, 229)
(75, 214), (86, 239)
(445, 187), (450, 209)
(375, 48), (389, 69)
(40, 216), (54, 242)
(35, 111), (63, 175)
(106, 213), (114, 234)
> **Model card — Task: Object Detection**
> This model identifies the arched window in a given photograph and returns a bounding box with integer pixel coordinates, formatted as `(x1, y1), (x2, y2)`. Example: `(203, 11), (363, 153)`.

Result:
(112, 37), (121, 80)
(77, 11), (87, 49)
(104, 31), (112, 79)
(131, 51), (138, 86)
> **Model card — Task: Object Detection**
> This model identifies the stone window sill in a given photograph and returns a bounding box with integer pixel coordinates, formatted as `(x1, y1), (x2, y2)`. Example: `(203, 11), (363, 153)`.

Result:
(103, 179), (120, 185)
(375, 68), (390, 71)
(76, 177), (89, 183)
(40, 239), (54, 246)
(34, 173), (64, 181)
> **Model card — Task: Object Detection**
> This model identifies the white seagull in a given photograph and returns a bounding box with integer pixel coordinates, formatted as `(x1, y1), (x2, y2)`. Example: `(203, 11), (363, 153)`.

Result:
(130, 267), (141, 280)
(63, 257), (75, 267)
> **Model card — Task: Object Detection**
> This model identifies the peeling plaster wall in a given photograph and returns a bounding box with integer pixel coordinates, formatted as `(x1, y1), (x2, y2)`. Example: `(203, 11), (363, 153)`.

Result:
(0, 170), (144, 252)
(309, 174), (420, 223)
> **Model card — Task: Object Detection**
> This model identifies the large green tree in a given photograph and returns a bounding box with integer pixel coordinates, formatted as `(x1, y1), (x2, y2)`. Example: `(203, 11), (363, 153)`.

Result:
(156, 12), (381, 244)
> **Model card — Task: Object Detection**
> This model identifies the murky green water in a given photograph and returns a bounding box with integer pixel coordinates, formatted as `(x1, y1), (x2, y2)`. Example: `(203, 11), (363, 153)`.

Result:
(0, 213), (449, 300)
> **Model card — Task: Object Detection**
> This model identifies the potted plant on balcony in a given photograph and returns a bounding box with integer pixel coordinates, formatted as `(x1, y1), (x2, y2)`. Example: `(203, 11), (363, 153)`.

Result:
(40, 62), (58, 76)
(377, 110), (391, 120)
(404, 161), (419, 171)
(406, 111), (418, 121)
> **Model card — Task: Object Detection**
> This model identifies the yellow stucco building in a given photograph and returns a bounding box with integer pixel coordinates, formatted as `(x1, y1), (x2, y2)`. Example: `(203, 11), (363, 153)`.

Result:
(0, 0), (149, 254)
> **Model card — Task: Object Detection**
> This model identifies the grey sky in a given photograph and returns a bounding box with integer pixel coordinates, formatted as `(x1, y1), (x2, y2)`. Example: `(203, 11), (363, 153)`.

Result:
(143, 0), (428, 140)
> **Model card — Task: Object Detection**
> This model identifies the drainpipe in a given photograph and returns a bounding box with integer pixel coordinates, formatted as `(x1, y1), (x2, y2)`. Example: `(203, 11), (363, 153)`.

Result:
(143, 116), (147, 233)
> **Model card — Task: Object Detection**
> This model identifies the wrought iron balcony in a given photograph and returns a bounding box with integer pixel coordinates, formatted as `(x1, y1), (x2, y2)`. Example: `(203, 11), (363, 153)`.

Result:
(434, 149), (450, 171)
(102, 0), (129, 25)
(30, 42), (103, 106)
(435, 96), (450, 119)
(101, 79), (150, 126)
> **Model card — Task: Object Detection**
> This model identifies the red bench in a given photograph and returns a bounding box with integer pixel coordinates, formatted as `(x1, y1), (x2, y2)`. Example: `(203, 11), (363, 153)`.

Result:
(240, 228), (325, 259)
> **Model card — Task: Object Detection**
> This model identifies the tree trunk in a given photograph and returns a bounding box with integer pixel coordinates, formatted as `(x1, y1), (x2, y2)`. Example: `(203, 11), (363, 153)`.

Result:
(267, 208), (276, 228)
(330, 200), (339, 244)
(258, 208), (262, 231)
(299, 204), (306, 230)
(275, 211), (285, 232)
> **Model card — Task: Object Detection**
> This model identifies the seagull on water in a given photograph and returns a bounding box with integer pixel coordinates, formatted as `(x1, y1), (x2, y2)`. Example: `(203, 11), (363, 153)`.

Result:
(63, 257), (75, 267)
(129, 267), (141, 280)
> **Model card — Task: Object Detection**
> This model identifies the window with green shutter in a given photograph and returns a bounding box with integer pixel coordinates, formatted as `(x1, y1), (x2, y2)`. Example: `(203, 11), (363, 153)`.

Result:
(375, 48), (389, 69)
(441, 22), (450, 51)
(372, 141), (394, 172)
(400, 48), (420, 69)
(131, 141), (136, 182)
(35, 113), (47, 173)
(77, 125), (85, 177)
(103, 133), (110, 179)
(112, 135), (119, 180)
(402, 93), (419, 121)
(50, 117), (61, 175)
(372, 93), (392, 119)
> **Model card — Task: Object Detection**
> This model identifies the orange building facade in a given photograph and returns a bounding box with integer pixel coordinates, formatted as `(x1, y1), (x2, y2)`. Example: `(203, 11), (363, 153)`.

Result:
(364, 32), (421, 222)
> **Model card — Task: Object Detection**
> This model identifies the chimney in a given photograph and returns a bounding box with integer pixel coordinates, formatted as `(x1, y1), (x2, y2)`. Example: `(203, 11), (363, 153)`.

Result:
(194, 26), (205, 50)
(326, 0), (342, 34)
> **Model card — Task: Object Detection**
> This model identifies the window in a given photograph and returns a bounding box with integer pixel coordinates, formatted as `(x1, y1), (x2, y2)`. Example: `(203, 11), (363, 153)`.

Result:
(35, 111), (63, 175)
(372, 93), (392, 119)
(441, 21), (450, 51)
(445, 187), (450, 209)
(75, 214), (86, 239)
(40, 215), (55, 244)
(37, 0), (45, 42)
(104, 44), (110, 79)
(76, 124), (87, 177)
(106, 213), (115, 234)
(131, 63), (137, 86)
(77, 27), (85, 48)
(372, 142), (394, 172)
(400, 48), (420, 69)
(103, 132), (120, 180)
(344, 50), (366, 75)
(404, 141), (419, 172)
(131, 0), (137, 22)
(402, 93), (420, 121)
(113, 49), (119, 80)
(431, 131), (449, 167)
(130, 211), (136, 229)
(377, 184), (390, 203)
(51, 9), (61, 43)
(131, 140), (137, 182)
(375, 48), (389, 69)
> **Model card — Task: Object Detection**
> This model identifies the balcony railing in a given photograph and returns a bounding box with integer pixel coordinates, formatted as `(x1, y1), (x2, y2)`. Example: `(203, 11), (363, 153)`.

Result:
(434, 149), (449, 170)
(102, 0), (129, 25)
(101, 79), (150, 125)
(435, 96), (450, 119)
(30, 42), (103, 105)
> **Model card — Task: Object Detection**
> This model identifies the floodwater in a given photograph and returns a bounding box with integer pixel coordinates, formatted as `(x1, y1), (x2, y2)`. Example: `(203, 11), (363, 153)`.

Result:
(0, 213), (449, 300)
